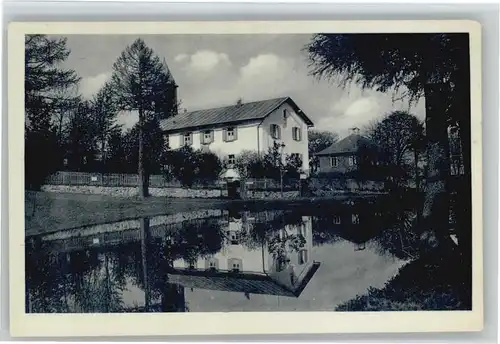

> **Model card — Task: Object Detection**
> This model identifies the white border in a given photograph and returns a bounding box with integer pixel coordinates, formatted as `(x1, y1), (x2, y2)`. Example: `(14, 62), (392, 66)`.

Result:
(8, 20), (483, 337)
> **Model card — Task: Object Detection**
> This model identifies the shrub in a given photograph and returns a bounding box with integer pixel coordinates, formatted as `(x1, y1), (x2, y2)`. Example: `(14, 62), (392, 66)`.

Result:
(163, 146), (223, 187)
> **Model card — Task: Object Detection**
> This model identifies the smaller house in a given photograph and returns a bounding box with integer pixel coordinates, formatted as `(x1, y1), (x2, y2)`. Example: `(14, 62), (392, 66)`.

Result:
(314, 127), (381, 175)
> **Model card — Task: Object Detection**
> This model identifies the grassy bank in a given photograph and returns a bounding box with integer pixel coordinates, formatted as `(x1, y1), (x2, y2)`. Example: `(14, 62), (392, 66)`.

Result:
(336, 247), (472, 311)
(25, 191), (385, 236)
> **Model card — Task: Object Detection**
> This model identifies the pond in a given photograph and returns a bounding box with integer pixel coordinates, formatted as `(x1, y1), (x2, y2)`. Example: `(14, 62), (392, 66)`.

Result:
(25, 202), (414, 313)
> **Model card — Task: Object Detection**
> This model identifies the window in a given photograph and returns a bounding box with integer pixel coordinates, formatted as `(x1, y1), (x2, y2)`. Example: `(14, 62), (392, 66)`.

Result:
(348, 156), (357, 166)
(270, 124), (281, 139)
(352, 213), (360, 224)
(227, 154), (236, 166)
(205, 258), (219, 271)
(228, 258), (242, 272)
(202, 130), (213, 144)
(330, 157), (339, 167)
(283, 109), (288, 127)
(292, 127), (301, 141)
(183, 132), (192, 146)
(333, 215), (341, 224)
(229, 230), (240, 245)
(299, 249), (308, 265)
(224, 127), (237, 142)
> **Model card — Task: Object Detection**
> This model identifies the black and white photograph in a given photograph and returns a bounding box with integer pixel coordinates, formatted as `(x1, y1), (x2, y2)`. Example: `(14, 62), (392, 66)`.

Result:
(10, 20), (483, 336)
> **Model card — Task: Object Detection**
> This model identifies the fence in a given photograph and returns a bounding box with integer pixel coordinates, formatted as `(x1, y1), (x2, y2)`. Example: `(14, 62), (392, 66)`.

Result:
(45, 171), (221, 189)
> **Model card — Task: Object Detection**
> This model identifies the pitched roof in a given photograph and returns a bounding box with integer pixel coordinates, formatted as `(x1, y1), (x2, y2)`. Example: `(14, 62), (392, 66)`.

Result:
(315, 134), (377, 156)
(159, 97), (314, 132)
(167, 271), (296, 297)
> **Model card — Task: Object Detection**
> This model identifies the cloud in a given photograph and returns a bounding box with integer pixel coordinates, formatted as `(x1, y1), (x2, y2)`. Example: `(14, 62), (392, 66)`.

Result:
(78, 72), (111, 99)
(174, 53), (188, 63)
(177, 50), (232, 74)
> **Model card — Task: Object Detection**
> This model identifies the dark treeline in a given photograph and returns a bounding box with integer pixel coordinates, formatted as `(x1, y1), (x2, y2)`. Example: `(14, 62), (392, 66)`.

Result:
(25, 36), (178, 197)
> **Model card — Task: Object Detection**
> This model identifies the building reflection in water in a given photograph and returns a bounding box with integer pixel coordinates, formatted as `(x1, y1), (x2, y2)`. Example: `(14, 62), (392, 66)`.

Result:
(25, 209), (321, 313)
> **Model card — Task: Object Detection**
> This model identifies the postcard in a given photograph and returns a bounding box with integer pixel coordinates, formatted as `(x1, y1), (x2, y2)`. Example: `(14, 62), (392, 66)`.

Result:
(9, 20), (483, 337)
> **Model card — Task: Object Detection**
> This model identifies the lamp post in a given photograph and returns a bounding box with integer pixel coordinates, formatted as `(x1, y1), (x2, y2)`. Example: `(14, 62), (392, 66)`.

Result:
(279, 142), (286, 198)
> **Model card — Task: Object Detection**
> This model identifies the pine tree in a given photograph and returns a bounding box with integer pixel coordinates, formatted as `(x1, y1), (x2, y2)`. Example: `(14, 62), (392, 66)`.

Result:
(25, 35), (80, 189)
(110, 38), (177, 197)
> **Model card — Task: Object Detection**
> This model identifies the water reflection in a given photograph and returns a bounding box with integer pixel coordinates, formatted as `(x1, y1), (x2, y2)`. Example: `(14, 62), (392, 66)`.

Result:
(26, 201), (410, 313)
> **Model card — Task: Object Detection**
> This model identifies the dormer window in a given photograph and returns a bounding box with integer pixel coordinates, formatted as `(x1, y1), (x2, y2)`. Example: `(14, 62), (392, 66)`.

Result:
(270, 124), (281, 139)
(223, 127), (237, 142)
(183, 132), (193, 146)
(292, 127), (301, 141)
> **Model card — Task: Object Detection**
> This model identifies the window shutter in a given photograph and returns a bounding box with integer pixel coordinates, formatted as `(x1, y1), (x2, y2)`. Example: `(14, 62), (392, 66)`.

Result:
(298, 128), (302, 141)
(200, 132), (205, 144)
(270, 124), (274, 138)
(223, 129), (227, 142)
(233, 127), (238, 141)
(277, 126), (281, 139)
(210, 130), (214, 143)
(180, 134), (183, 146)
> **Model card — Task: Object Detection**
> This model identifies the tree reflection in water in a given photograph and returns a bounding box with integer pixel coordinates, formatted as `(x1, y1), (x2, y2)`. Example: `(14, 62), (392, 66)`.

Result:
(27, 198), (416, 313)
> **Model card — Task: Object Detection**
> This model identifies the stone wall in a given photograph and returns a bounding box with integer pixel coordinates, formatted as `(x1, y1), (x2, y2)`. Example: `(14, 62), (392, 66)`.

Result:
(41, 185), (224, 198)
(246, 190), (300, 199)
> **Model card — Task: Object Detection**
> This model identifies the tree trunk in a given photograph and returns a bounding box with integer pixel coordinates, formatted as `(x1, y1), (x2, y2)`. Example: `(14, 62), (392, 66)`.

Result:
(414, 149), (421, 223)
(421, 83), (452, 248)
(140, 217), (151, 311)
(138, 109), (148, 198)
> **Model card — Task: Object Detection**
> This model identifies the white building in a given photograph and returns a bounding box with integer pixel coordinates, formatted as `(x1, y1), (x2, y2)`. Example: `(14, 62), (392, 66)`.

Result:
(170, 213), (319, 298)
(160, 97), (314, 178)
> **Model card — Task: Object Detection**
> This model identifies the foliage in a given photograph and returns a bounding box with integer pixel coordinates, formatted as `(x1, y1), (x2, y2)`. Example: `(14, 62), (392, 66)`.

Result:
(163, 146), (223, 187)
(90, 83), (121, 172)
(305, 33), (471, 249)
(336, 247), (471, 311)
(25, 35), (81, 129)
(366, 111), (425, 189)
(232, 150), (265, 180)
(62, 100), (100, 172)
(25, 35), (81, 189)
(122, 117), (167, 175)
(308, 130), (339, 173)
(110, 38), (177, 197)
(165, 220), (225, 265)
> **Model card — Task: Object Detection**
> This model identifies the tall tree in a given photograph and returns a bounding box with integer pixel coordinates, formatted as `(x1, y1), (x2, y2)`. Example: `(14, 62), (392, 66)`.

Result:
(308, 130), (339, 174)
(306, 33), (470, 249)
(63, 100), (99, 172)
(110, 38), (177, 197)
(90, 82), (121, 174)
(367, 111), (425, 190)
(25, 35), (80, 189)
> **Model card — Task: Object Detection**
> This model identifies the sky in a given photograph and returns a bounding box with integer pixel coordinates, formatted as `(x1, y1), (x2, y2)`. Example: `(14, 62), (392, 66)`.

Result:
(61, 34), (425, 138)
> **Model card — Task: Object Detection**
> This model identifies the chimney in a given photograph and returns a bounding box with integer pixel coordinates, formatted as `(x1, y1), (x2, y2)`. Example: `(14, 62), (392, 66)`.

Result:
(349, 127), (360, 135)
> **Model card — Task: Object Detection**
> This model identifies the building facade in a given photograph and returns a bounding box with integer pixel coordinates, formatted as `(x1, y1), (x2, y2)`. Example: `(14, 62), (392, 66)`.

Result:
(315, 128), (381, 175)
(160, 97), (314, 177)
